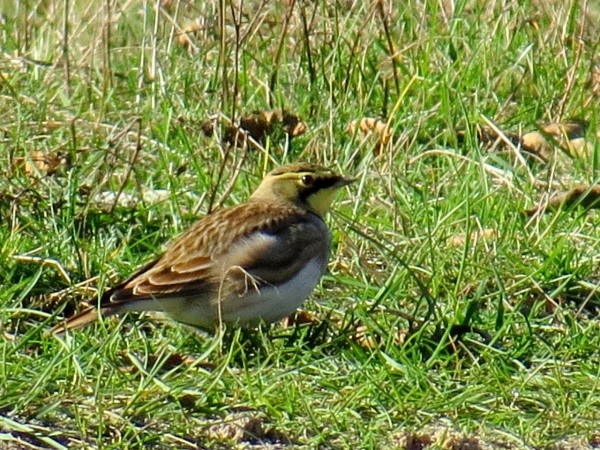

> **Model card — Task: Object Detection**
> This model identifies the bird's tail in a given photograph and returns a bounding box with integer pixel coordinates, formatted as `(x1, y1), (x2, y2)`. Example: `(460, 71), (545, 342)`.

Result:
(50, 306), (114, 335)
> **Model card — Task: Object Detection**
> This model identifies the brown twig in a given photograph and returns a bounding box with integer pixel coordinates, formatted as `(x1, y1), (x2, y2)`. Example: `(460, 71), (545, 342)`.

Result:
(102, 0), (114, 96)
(216, 148), (249, 209)
(376, 0), (400, 95)
(219, 0), (229, 113)
(206, 148), (232, 215)
(555, 0), (586, 121)
(299, 1), (315, 87)
(63, 0), (72, 97)
(109, 118), (143, 215)
(229, 0), (243, 120)
(269, 0), (296, 107)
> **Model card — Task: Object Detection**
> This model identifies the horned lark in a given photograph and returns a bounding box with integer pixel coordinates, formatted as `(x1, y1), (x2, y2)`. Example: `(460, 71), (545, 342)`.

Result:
(51, 163), (354, 333)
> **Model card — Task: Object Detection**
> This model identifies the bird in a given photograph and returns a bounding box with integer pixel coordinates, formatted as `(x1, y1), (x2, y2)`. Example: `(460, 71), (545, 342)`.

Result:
(51, 162), (354, 333)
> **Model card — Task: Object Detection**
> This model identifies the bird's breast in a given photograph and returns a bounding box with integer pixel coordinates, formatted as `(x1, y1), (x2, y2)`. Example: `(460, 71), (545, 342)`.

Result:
(220, 256), (326, 324)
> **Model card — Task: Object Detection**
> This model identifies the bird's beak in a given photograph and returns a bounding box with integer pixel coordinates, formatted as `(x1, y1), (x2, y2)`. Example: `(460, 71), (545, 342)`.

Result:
(335, 176), (356, 188)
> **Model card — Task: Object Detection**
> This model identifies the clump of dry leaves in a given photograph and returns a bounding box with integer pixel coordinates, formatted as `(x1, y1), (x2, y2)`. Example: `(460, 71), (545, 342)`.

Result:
(347, 117), (393, 156)
(200, 109), (307, 149)
(176, 19), (203, 50)
(391, 422), (489, 450)
(11, 149), (69, 177)
(447, 229), (498, 247)
(526, 184), (600, 216)
(462, 119), (590, 161)
(204, 411), (291, 447)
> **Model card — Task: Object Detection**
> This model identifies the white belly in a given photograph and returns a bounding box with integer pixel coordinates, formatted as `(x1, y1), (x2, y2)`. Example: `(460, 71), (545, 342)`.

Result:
(160, 257), (325, 328)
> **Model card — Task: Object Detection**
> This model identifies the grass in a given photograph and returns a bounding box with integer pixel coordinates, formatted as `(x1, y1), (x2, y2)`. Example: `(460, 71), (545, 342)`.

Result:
(1, 0), (600, 448)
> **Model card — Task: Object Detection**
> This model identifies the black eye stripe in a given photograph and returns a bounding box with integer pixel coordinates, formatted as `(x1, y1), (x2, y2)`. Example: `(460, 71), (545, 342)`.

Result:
(299, 176), (343, 200)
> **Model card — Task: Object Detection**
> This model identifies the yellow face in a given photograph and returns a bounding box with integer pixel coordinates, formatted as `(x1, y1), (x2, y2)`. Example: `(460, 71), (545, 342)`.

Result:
(251, 164), (354, 216)
(302, 182), (345, 217)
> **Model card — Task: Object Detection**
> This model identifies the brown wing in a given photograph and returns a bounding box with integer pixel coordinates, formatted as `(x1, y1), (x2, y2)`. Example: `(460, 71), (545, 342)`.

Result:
(103, 200), (326, 303)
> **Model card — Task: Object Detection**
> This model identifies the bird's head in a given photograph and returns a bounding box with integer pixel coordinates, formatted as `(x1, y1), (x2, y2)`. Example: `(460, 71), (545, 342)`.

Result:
(250, 163), (355, 217)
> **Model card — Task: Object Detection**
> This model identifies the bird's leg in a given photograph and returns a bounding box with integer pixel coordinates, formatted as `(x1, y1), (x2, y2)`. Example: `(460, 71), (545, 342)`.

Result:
(224, 265), (264, 297)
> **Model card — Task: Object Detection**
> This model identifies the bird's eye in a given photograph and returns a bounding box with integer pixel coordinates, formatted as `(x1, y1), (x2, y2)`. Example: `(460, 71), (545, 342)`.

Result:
(301, 174), (314, 186)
